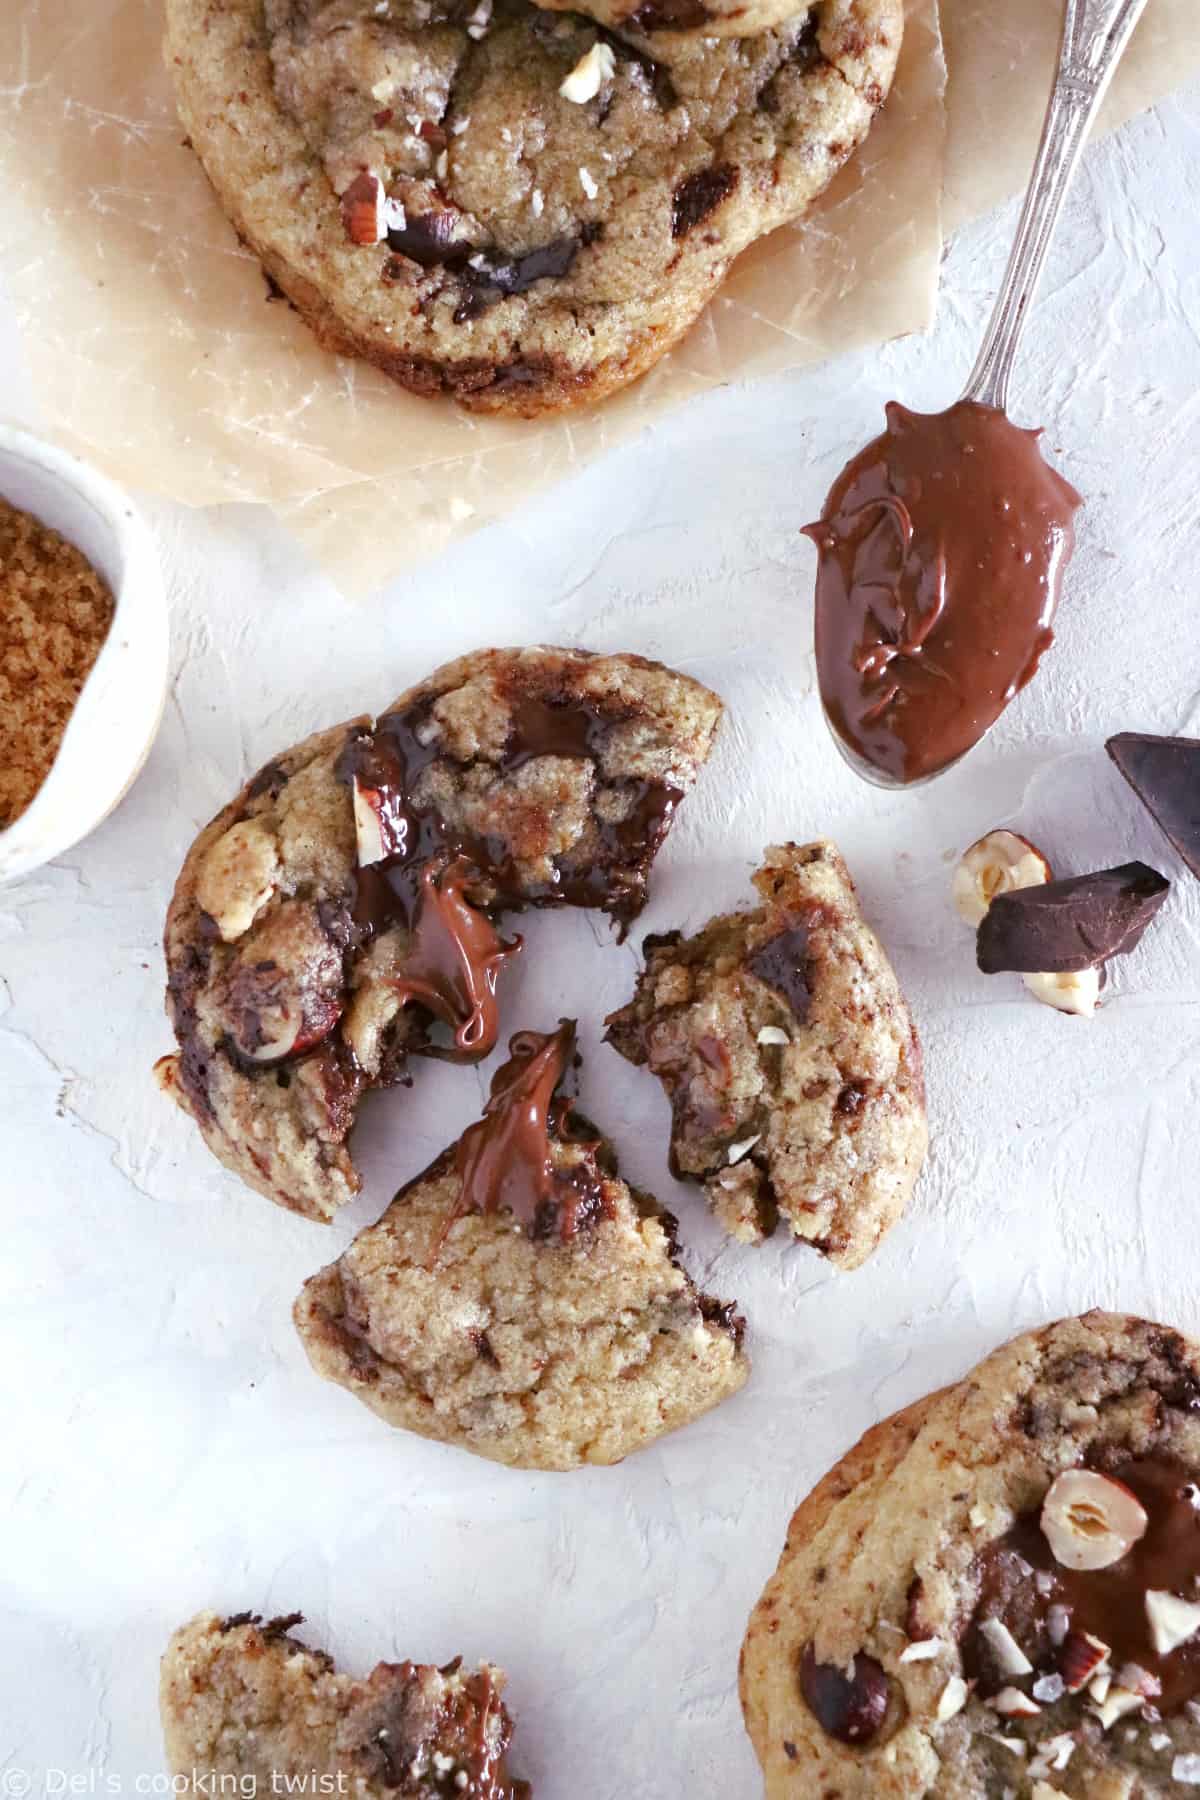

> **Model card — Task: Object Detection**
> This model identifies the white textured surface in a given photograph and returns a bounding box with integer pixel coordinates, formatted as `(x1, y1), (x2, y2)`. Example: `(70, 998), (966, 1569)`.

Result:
(4, 82), (1200, 1799)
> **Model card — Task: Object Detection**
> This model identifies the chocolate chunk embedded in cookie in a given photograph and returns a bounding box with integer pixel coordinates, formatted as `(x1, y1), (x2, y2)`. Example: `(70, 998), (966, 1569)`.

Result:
(605, 841), (926, 1269)
(161, 1611), (530, 1798)
(740, 1312), (1200, 1799)
(163, 0), (901, 416)
(158, 646), (721, 1220)
(295, 1019), (748, 1468)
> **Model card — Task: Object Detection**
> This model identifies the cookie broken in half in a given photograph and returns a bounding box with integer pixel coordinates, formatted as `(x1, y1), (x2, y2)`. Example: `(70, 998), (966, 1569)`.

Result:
(605, 841), (926, 1269)
(158, 646), (721, 1220)
(295, 1018), (748, 1468)
(161, 1610), (530, 1798)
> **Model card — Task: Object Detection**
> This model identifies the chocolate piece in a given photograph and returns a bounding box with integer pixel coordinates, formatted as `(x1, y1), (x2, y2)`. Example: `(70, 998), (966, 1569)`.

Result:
(810, 401), (1082, 785)
(629, 0), (712, 27)
(454, 236), (591, 323)
(798, 1644), (889, 1745)
(1108, 732), (1200, 880)
(386, 210), (471, 268)
(671, 164), (738, 239)
(451, 1021), (612, 1242)
(976, 861), (1169, 975)
(746, 922), (811, 1020)
(964, 1458), (1200, 1715)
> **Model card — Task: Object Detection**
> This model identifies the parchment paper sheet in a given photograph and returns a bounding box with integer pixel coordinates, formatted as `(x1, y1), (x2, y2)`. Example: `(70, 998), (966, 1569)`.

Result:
(0, 1), (1195, 592)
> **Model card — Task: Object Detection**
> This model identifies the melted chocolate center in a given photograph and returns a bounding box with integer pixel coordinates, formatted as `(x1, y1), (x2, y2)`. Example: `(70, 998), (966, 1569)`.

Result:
(451, 1022), (611, 1243)
(343, 710), (521, 1061)
(809, 400), (1082, 785)
(965, 1458), (1200, 1715)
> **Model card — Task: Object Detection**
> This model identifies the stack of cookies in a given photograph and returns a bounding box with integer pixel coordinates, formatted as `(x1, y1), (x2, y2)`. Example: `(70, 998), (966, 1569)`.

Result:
(164, 0), (902, 413)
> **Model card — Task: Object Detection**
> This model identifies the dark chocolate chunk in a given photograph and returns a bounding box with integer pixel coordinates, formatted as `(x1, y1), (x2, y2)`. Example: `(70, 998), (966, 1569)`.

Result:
(964, 1458), (1200, 1716)
(798, 1644), (889, 1745)
(747, 923), (811, 1019)
(630, 0), (711, 27)
(977, 862), (1169, 975)
(454, 235), (588, 322)
(1108, 732), (1200, 881)
(386, 211), (471, 267)
(671, 164), (738, 239)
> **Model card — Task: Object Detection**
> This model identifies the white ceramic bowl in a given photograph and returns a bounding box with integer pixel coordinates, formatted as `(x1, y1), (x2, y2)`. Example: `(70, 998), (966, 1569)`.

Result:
(0, 423), (168, 884)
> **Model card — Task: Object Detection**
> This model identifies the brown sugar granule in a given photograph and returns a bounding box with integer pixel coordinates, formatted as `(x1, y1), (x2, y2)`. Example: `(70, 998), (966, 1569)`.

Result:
(0, 496), (115, 830)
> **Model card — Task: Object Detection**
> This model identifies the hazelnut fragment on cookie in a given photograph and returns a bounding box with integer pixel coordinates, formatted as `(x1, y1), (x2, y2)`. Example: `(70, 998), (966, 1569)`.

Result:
(740, 1311), (1200, 1799)
(161, 1611), (530, 1798)
(163, 0), (901, 416)
(605, 841), (926, 1269)
(295, 1019), (748, 1469)
(158, 646), (721, 1220)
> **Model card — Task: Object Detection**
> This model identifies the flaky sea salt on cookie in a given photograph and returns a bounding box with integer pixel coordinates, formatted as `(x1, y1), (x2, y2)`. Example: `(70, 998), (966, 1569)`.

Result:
(161, 1610), (530, 1798)
(740, 1311), (1200, 1799)
(605, 840), (927, 1269)
(295, 1019), (748, 1468)
(164, 0), (901, 415)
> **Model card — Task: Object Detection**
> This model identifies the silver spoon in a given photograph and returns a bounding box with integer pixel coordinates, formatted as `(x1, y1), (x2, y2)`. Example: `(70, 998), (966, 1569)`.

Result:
(823, 0), (1152, 789)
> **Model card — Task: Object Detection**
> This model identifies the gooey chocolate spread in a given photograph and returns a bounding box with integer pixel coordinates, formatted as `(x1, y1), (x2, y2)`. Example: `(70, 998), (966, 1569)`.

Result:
(964, 1459), (1200, 1715)
(338, 690), (683, 1059)
(450, 1021), (613, 1243)
(809, 400), (1083, 785)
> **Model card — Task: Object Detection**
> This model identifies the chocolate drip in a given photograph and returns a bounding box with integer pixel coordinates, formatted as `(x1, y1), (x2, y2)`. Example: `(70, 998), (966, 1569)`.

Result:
(810, 400), (1083, 785)
(451, 1022), (611, 1242)
(964, 1458), (1200, 1715)
(340, 713), (521, 1060)
(389, 856), (517, 1056)
(746, 922), (811, 1019)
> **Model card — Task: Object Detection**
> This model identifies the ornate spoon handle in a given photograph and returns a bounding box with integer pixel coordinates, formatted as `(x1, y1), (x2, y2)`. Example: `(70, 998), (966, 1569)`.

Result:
(962, 0), (1152, 411)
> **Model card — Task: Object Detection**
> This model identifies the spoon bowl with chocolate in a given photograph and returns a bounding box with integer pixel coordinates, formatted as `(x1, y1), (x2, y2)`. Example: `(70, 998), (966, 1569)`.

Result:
(808, 0), (1149, 789)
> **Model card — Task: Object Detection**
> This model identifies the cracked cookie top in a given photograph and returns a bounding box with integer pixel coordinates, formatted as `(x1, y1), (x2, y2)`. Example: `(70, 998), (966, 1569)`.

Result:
(605, 840), (927, 1270)
(161, 1611), (530, 1799)
(158, 646), (720, 1219)
(294, 1019), (748, 1468)
(164, 0), (901, 413)
(740, 1312), (1200, 1799)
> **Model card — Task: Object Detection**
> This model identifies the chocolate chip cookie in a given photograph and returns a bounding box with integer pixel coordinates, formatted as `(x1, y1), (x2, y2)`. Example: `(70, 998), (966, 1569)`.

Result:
(295, 1019), (748, 1468)
(161, 1611), (529, 1798)
(157, 646), (721, 1220)
(740, 1311), (1200, 1799)
(163, 0), (901, 416)
(605, 841), (926, 1269)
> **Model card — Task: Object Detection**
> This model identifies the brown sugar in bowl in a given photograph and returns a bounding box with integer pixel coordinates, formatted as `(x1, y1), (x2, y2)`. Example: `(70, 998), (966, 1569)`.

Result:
(0, 423), (167, 883)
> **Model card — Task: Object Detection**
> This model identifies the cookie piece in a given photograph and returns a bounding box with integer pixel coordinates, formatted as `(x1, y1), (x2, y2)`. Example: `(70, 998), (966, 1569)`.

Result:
(740, 1311), (1200, 1799)
(605, 841), (926, 1269)
(159, 646), (721, 1220)
(163, 0), (901, 417)
(295, 1019), (748, 1468)
(161, 1610), (529, 1798)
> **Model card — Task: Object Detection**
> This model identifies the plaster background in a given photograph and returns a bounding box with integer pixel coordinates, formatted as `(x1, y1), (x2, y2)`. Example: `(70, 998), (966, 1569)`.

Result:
(3, 76), (1200, 1799)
